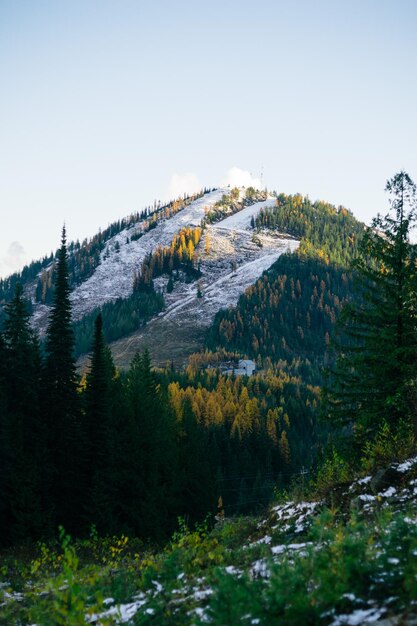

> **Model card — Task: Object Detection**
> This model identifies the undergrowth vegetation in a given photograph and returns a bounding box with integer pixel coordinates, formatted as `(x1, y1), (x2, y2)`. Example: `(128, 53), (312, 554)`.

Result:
(2, 489), (417, 625)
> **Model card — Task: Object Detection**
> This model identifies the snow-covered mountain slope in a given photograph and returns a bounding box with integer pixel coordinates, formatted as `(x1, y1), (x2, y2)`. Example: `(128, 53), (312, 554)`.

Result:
(31, 189), (228, 331)
(70, 188), (227, 320)
(106, 201), (299, 368)
(30, 187), (299, 366)
(212, 198), (274, 232)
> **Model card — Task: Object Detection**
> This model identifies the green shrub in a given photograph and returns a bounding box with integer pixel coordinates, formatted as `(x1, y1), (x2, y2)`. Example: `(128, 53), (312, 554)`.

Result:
(313, 449), (350, 495)
(360, 419), (416, 471)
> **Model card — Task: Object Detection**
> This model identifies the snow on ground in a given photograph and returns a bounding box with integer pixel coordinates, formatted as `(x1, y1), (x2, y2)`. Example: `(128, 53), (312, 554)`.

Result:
(163, 242), (298, 325)
(143, 200), (299, 328)
(249, 543), (313, 580)
(30, 188), (300, 367)
(31, 189), (228, 331)
(330, 607), (386, 625)
(262, 500), (321, 534)
(88, 595), (147, 624)
(396, 456), (417, 473)
(93, 198), (299, 367)
(212, 197), (276, 233)
(69, 188), (228, 321)
(6, 457), (417, 625)
(32, 189), (294, 345)
(349, 476), (371, 491)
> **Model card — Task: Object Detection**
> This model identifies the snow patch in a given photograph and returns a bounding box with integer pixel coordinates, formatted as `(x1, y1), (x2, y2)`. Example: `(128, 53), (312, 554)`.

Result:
(330, 607), (386, 625)
(358, 495), (375, 502)
(87, 594), (147, 624)
(212, 198), (276, 233)
(379, 486), (396, 498)
(396, 456), (417, 473)
(270, 542), (311, 555)
(266, 501), (320, 533)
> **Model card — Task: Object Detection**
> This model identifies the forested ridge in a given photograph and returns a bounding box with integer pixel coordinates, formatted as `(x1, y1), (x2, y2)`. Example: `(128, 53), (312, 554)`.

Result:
(207, 193), (364, 385)
(254, 192), (363, 265)
(72, 187), (271, 358)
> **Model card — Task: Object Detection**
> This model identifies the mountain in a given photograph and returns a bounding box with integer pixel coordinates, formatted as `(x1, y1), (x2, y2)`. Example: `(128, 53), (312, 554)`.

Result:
(0, 184), (366, 536)
(87, 193), (299, 368)
(2, 173), (417, 625)
(0, 186), (361, 373)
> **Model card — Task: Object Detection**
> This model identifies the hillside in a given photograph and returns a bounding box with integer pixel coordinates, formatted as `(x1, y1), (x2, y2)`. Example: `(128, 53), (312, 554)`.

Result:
(2, 455), (417, 625)
(30, 189), (228, 333)
(1, 187), (302, 368)
(0, 186), (365, 374)
(101, 202), (298, 368)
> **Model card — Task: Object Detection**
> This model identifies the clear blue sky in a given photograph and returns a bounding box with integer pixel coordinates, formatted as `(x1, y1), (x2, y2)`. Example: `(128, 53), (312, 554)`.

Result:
(1, 0), (416, 276)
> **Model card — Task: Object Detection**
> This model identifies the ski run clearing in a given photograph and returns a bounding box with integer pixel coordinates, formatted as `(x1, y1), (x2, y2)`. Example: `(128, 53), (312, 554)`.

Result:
(100, 196), (298, 367)
(31, 188), (299, 367)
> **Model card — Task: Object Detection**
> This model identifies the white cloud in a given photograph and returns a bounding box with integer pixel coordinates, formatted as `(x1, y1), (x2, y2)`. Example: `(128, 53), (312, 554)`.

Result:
(222, 167), (262, 190)
(0, 241), (27, 278)
(167, 172), (202, 200)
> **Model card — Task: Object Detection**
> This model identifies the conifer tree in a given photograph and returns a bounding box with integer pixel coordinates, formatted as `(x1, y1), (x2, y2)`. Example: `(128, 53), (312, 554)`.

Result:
(121, 349), (178, 538)
(0, 331), (9, 543)
(0, 285), (45, 542)
(43, 226), (82, 531)
(85, 314), (115, 458)
(84, 313), (118, 532)
(177, 396), (214, 521)
(326, 171), (417, 437)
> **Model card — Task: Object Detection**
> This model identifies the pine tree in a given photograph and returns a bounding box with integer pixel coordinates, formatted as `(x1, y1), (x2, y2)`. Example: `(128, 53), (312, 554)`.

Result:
(325, 171), (417, 437)
(0, 285), (46, 543)
(84, 313), (118, 532)
(121, 349), (178, 538)
(43, 226), (82, 532)
(177, 397), (214, 522)
(0, 330), (9, 543)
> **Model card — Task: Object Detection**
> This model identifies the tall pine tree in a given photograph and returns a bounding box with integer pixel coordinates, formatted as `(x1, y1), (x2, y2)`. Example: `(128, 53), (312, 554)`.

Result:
(325, 171), (417, 438)
(0, 285), (46, 543)
(43, 226), (82, 532)
(0, 329), (9, 544)
(84, 313), (118, 533)
(120, 349), (178, 538)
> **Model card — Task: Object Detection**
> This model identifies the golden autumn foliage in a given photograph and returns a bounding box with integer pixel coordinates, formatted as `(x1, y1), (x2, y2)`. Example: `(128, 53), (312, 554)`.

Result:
(166, 361), (318, 461)
(134, 226), (202, 289)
